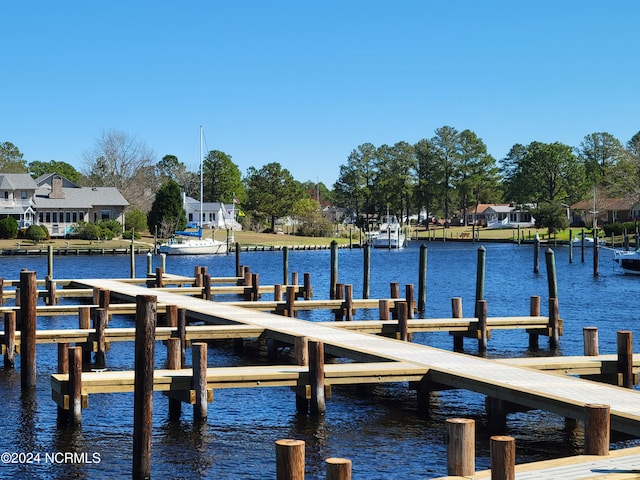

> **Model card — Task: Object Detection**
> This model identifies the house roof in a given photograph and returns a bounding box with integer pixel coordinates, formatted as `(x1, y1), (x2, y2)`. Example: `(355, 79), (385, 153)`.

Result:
(35, 173), (80, 188)
(571, 197), (640, 211)
(467, 203), (506, 215)
(485, 205), (513, 213)
(34, 185), (129, 209)
(0, 173), (38, 190)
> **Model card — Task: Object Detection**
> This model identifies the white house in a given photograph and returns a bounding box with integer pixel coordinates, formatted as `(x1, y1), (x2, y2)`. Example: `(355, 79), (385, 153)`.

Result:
(0, 173), (37, 228)
(484, 204), (535, 229)
(183, 194), (242, 231)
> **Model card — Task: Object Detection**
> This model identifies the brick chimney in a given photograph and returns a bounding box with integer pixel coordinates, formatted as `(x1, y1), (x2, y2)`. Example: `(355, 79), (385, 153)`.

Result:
(48, 175), (65, 199)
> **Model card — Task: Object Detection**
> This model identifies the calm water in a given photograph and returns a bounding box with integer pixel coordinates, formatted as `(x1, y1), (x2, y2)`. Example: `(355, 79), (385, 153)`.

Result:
(1, 241), (639, 479)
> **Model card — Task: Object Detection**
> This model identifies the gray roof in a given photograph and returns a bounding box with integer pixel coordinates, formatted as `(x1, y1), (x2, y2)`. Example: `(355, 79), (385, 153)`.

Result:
(0, 173), (38, 190)
(34, 185), (129, 209)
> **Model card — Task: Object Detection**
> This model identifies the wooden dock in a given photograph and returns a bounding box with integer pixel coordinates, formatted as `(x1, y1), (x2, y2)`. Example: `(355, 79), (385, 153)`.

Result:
(56, 278), (640, 437)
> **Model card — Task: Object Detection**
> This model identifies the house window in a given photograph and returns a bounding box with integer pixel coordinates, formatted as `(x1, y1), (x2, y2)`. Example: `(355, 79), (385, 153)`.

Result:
(101, 210), (110, 220)
(3, 192), (8, 200)
(52, 212), (58, 223)
(72, 212), (78, 222)
(21, 191), (28, 199)
(65, 212), (71, 223)
(46, 212), (51, 222)
(39, 212), (43, 222)
(188, 213), (193, 222)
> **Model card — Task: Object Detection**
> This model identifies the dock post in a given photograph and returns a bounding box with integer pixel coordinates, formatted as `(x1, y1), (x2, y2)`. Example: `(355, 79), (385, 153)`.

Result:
(569, 228), (573, 263)
(235, 243), (241, 276)
(251, 273), (260, 301)
(617, 330), (633, 388)
(379, 299), (390, 321)
(48, 244), (54, 278)
(334, 283), (344, 320)
(45, 275), (57, 305)
(68, 346), (83, 425)
(20, 270), (37, 390)
(344, 284), (353, 321)
(397, 301), (409, 342)
(132, 294), (157, 480)
(584, 404), (610, 456)
(193, 266), (203, 287)
(477, 299), (488, 353)
(275, 439), (305, 480)
(174, 307), (187, 366)
(446, 418), (475, 477)
(549, 297), (560, 349)
(583, 327), (599, 356)
(286, 286), (296, 317)
(130, 233), (135, 278)
(418, 244), (427, 313)
(330, 240), (338, 299)
(309, 340), (326, 415)
(0, 278), (3, 305)
(533, 233), (540, 273)
(490, 435), (515, 480)
(326, 457), (352, 480)
(303, 272), (312, 300)
(56, 342), (69, 421)
(164, 304), (178, 328)
(405, 284), (415, 319)
(475, 246), (486, 318)
(274, 284), (283, 302)
(146, 252), (153, 276)
(528, 296), (541, 350)
(452, 297), (464, 352)
(283, 246), (289, 285)
(167, 337), (182, 420)
(192, 342), (208, 420)
(94, 308), (108, 369)
(295, 336), (309, 414)
(155, 266), (164, 288)
(4, 311), (16, 368)
(545, 248), (558, 300)
(203, 273), (212, 300)
(363, 243), (370, 300)
(243, 268), (252, 291)
(98, 288), (110, 311)
(390, 282), (399, 320)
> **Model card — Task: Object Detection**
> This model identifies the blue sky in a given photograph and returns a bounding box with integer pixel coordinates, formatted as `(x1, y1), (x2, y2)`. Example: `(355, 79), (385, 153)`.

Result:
(2, 1), (639, 188)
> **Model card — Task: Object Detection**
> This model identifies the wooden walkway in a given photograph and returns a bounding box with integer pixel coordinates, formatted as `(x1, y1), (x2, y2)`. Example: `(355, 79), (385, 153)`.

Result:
(67, 278), (640, 437)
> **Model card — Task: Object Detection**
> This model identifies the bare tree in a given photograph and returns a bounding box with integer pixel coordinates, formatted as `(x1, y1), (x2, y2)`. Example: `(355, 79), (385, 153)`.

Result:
(82, 129), (157, 210)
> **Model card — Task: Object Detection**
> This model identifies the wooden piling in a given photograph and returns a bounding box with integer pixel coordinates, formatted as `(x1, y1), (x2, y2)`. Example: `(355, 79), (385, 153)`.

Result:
(167, 337), (182, 420)
(235, 242), (241, 276)
(475, 246), (486, 318)
(20, 270), (37, 390)
(192, 342), (208, 420)
(549, 297), (560, 349)
(418, 244), (427, 313)
(130, 233), (136, 278)
(545, 248), (558, 300)
(330, 240), (338, 300)
(477, 299), (488, 352)
(132, 294), (157, 480)
(379, 299), (390, 321)
(303, 272), (312, 300)
(4, 311), (16, 368)
(283, 246), (289, 285)
(68, 346), (83, 425)
(309, 340), (326, 415)
(334, 283), (344, 320)
(326, 457), (352, 480)
(405, 284), (415, 319)
(155, 266), (164, 288)
(490, 435), (515, 480)
(344, 284), (353, 321)
(79, 306), (92, 359)
(363, 243), (370, 300)
(164, 304), (178, 328)
(446, 418), (475, 477)
(533, 233), (540, 273)
(203, 273), (212, 300)
(251, 273), (260, 301)
(0, 277), (3, 306)
(56, 342), (69, 419)
(48, 243), (54, 277)
(175, 307), (187, 366)
(584, 404), (610, 456)
(295, 336), (309, 414)
(275, 439), (305, 480)
(569, 228), (573, 263)
(583, 327), (599, 356)
(617, 330), (633, 388)
(397, 301), (409, 342)
(274, 284), (283, 301)
(286, 286), (296, 317)
(528, 295), (541, 350)
(452, 297), (463, 351)
(45, 275), (57, 305)
(93, 308), (108, 369)
(594, 228), (600, 277)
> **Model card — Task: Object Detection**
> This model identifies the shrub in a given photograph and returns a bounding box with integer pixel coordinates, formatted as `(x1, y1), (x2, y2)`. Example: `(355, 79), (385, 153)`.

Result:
(26, 224), (47, 243)
(0, 217), (19, 239)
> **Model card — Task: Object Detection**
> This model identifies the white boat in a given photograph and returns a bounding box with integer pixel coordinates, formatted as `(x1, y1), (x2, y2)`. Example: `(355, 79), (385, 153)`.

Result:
(158, 126), (228, 256)
(371, 215), (406, 249)
(159, 228), (227, 255)
(613, 248), (640, 275)
(571, 233), (606, 246)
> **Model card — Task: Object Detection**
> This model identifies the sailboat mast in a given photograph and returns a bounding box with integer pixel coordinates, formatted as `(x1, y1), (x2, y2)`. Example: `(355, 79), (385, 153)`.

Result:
(199, 125), (203, 235)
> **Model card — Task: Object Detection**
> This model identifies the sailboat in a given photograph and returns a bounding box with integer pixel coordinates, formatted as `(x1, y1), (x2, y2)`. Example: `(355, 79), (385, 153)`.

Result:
(158, 126), (228, 255)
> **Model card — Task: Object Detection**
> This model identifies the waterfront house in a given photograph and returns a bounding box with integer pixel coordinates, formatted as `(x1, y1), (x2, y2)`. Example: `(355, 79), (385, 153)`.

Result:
(183, 193), (242, 231)
(484, 204), (536, 229)
(0, 173), (37, 228)
(34, 173), (129, 237)
(570, 197), (640, 227)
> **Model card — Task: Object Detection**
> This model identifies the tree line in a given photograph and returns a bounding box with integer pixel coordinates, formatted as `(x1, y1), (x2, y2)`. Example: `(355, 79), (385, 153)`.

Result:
(2, 126), (640, 237)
